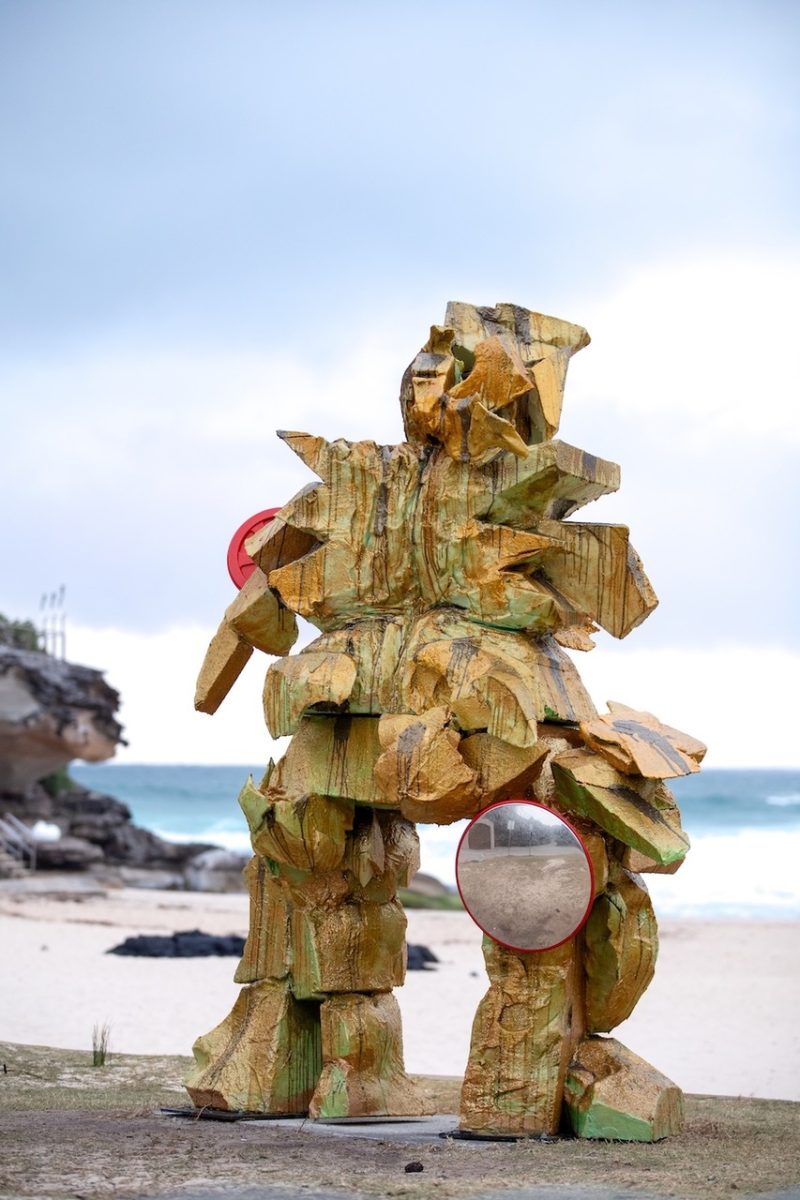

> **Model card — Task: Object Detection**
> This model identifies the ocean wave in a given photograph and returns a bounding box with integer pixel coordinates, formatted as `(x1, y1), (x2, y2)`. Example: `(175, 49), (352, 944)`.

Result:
(418, 824), (800, 920)
(765, 793), (800, 807)
(154, 819), (800, 919)
(154, 827), (252, 854)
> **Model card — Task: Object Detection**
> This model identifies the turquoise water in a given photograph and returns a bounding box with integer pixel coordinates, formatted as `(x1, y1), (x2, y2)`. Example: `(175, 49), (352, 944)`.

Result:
(71, 763), (800, 920)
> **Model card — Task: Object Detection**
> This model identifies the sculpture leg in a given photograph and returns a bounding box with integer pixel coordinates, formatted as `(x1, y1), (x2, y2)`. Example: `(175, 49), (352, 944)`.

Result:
(566, 864), (683, 1140)
(459, 935), (584, 1137)
(299, 810), (425, 1117)
(310, 991), (421, 1118)
(184, 978), (321, 1113)
(184, 856), (314, 1112)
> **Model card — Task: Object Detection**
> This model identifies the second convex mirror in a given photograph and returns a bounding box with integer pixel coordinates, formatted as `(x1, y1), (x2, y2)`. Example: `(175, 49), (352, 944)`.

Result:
(456, 800), (594, 952)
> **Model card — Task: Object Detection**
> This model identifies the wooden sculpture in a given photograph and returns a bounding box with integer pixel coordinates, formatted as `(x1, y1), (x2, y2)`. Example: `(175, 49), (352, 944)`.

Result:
(186, 302), (704, 1140)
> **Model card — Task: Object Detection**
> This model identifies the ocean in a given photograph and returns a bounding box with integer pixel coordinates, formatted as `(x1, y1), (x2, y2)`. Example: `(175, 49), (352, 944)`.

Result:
(70, 764), (800, 920)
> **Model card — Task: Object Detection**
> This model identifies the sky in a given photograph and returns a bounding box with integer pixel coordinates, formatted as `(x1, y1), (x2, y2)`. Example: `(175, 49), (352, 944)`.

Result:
(1, 0), (798, 766)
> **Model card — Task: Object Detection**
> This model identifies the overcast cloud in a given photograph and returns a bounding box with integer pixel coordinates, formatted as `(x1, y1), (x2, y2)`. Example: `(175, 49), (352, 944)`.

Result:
(1, 0), (797, 764)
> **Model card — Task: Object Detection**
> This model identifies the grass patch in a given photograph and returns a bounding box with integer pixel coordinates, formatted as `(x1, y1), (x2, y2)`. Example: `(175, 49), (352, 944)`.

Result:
(399, 888), (463, 910)
(91, 1022), (111, 1067)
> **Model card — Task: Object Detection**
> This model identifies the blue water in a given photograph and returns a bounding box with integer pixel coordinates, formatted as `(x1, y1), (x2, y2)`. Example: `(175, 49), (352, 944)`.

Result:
(71, 764), (800, 920)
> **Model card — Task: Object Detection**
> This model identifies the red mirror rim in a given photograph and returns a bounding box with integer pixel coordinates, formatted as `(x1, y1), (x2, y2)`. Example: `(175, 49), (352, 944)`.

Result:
(455, 798), (596, 954)
(226, 507), (282, 588)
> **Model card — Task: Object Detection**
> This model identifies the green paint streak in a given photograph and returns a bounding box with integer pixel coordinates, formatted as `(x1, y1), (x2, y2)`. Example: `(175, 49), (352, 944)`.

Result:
(569, 1099), (654, 1142)
(314, 1064), (349, 1118)
(552, 763), (688, 865)
(238, 776), (268, 834)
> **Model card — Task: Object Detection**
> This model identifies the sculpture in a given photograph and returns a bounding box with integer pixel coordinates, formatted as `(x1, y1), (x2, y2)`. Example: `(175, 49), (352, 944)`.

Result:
(185, 302), (704, 1140)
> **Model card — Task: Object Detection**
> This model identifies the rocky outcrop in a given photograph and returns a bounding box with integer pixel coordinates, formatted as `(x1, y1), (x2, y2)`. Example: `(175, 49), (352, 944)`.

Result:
(0, 778), (216, 878)
(0, 646), (124, 792)
(0, 644), (229, 888)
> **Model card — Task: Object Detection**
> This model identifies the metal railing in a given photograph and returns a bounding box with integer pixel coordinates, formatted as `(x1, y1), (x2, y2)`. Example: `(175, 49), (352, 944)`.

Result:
(0, 814), (37, 871)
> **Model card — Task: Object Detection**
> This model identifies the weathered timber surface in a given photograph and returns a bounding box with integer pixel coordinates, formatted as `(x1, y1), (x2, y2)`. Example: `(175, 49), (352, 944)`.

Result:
(580, 702), (706, 778)
(310, 993), (426, 1118)
(459, 937), (584, 1137)
(551, 749), (690, 865)
(189, 300), (702, 1137)
(583, 865), (658, 1032)
(565, 1036), (684, 1141)
(185, 980), (322, 1114)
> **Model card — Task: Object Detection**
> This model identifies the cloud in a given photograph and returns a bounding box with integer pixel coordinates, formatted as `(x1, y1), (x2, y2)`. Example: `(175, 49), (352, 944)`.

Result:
(3, 253), (797, 649)
(563, 254), (800, 446)
(67, 622), (287, 767)
(67, 622), (799, 769)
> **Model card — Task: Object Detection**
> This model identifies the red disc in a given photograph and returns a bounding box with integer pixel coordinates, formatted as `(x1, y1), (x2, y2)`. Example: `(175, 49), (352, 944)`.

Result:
(227, 507), (281, 588)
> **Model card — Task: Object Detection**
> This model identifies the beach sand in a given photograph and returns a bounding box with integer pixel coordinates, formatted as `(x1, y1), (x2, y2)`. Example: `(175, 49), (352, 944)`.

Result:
(1, 876), (797, 1102)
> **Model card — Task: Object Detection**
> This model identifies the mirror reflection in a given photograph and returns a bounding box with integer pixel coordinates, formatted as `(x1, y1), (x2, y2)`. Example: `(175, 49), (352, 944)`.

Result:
(456, 801), (593, 952)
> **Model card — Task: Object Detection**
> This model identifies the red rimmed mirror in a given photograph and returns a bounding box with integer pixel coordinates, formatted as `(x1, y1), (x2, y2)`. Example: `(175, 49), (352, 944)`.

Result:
(456, 800), (595, 953)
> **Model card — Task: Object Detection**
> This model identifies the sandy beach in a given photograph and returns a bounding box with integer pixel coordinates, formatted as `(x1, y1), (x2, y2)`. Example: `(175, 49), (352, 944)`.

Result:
(1, 876), (797, 1102)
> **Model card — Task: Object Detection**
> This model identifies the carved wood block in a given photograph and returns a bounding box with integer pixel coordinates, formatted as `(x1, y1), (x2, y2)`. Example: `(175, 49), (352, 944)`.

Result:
(460, 937), (583, 1137)
(310, 993), (425, 1118)
(551, 749), (690, 866)
(194, 622), (253, 715)
(290, 897), (406, 1000)
(584, 866), (657, 1033)
(565, 1036), (684, 1141)
(234, 855), (291, 984)
(247, 788), (353, 872)
(346, 809), (420, 902)
(580, 702), (706, 778)
(374, 707), (478, 824)
(225, 566), (298, 656)
(459, 732), (548, 802)
(264, 650), (357, 737)
(269, 714), (388, 806)
(185, 980), (321, 1114)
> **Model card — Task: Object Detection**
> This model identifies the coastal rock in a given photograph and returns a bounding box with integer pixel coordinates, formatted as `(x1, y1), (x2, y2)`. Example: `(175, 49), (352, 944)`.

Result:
(109, 930), (247, 957)
(183, 848), (250, 893)
(2, 781), (214, 870)
(33, 834), (105, 870)
(0, 646), (124, 792)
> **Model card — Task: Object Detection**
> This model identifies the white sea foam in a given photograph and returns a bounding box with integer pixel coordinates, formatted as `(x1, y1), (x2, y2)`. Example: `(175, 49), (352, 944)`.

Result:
(154, 827), (252, 854)
(155, 820), (800, 919)
(765, 793), (800, 807)
(418, 824), (800, 920)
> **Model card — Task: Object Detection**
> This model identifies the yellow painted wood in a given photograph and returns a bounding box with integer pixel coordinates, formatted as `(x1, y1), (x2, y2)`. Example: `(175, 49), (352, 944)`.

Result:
(310, 993), (425, 1118)
(584, 865), (658, 1032)
(565, 1036), (684, 1141)
(460, 937), (583, 1137)
(185, 979), (321, 1114)
(580, 702), (707, 778)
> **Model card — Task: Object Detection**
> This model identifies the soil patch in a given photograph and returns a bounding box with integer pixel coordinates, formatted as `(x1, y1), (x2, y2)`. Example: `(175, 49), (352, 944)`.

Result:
(1, 1042), (799, 1199)
(457, 851), (591, 948)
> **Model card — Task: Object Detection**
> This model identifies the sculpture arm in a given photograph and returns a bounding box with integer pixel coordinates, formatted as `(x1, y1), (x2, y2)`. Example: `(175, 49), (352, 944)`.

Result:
(195, 568), (298, 714)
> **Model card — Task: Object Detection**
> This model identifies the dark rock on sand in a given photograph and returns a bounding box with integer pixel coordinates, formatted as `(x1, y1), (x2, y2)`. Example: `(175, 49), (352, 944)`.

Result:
(407, 944), (439, 970)
(108, 930), (247, 958)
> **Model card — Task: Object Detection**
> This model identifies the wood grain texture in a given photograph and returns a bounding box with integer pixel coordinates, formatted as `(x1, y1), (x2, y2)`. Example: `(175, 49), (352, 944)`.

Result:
(460, 936), (584, 1137)
(290, 897), (406, 1000)
(583, 864), (658, 1032)
(185, 980), (321, 1114)
(551, 749), (691, 866)
(310, 993), (426, 1118)
(565, 1036), (684, 1141)
(580, 702), (706, 778)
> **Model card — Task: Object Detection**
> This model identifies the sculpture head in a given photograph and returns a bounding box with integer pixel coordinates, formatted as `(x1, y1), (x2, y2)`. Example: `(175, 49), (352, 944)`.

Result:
(400, 302), (590, 464)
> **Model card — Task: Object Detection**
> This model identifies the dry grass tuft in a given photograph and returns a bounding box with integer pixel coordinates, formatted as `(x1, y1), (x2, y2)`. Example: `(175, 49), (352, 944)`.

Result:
(91, 1023), (110, 1068)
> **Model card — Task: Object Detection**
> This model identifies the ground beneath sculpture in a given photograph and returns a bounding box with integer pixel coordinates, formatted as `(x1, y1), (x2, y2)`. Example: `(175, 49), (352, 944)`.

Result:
(457, 851), (591, 948)
(1, 1042), (798, 1199)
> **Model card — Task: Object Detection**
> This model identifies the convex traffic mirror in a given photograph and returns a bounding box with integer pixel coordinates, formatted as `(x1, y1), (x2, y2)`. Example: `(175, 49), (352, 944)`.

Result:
(456, 800), (594, 952)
